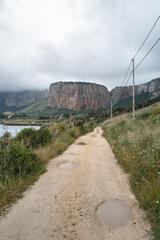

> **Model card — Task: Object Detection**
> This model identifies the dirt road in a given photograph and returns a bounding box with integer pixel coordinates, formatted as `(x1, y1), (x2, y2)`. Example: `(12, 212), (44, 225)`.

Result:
(0, 127), (150, 240)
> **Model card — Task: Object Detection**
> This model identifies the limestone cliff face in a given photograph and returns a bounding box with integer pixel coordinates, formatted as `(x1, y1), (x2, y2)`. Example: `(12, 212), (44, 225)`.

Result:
(111, 78), (160, 105)
(49, 82), (110, 110)
(0, 90), (48, 112)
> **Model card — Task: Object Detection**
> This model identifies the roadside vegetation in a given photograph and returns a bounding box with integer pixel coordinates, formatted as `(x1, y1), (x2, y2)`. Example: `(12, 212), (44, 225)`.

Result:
(1, 106), (109, 128)
(102, 102), (160, 240)
(0, 119), (95, 215)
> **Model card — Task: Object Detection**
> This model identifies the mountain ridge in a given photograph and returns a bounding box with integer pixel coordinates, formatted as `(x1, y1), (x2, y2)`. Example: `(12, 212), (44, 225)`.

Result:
(0, 90), (48, 112)
(111, 78), (160, 106)
(0, 78), (160, 112)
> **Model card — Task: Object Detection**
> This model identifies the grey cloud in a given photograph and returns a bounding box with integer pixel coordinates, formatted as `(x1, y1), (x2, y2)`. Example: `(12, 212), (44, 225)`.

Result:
(0, 0), (159, 91)
(37, 42), (123, 80)
(0, 0), (5, 11)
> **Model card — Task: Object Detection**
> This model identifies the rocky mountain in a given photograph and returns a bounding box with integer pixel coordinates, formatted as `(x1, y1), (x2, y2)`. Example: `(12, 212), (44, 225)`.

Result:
(111, 78), (160, 107)
(49, 78), (160, 111)
(0, 90), (49, 112)
(1, 78), (160, 113)
(49, 82), (110, 110)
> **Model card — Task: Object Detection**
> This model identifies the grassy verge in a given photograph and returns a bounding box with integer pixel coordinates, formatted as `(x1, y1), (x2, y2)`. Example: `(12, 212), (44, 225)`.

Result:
(0, 120), (95, 215)
(102, 103), (160, 240)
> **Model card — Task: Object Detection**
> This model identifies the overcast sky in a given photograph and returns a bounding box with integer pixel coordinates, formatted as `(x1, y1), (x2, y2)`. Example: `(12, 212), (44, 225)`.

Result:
(0, 0), (160, 91)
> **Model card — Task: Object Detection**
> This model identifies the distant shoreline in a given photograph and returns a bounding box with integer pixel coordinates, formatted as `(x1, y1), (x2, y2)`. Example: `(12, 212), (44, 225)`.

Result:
(1, 123), (41, 126)
(0, 120), (42, 126)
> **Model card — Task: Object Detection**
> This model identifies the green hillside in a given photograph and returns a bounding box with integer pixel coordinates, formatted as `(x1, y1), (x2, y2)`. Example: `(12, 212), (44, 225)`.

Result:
(21, 99), (110, 122)
(114, 92), (150, 108)
(113, 93), (160, 116)
(22, 99), (48, 113)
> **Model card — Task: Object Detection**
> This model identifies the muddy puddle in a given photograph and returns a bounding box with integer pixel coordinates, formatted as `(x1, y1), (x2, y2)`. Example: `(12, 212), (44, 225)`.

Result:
(78, 142), (87, 145)
(97, 200), (133, 229)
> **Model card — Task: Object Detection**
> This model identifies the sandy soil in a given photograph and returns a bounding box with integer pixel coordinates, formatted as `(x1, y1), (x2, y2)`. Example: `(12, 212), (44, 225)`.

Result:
(0, 127), (151, 240)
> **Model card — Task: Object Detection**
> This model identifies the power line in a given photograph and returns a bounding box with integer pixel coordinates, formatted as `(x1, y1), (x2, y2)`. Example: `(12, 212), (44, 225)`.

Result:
(118, 70), (133, 106)
(120, 61), (132, 87)
(116, 16), (160, 120)
(133, 16), (160, 58)
(120, 16), (160, 89)
(121, 16), (160, 87)
(124, 70), (133, 87)
(135, 37), (160, 70)
(119, 65), (133, 101)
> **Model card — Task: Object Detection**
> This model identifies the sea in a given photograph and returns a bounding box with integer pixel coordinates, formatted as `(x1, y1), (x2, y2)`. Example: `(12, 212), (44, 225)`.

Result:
(0, 124), (40, 138)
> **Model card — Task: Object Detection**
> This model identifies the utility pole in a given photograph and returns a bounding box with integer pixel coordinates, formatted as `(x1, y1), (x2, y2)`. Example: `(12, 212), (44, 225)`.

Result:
(132, 58), (135, 119)
(110, 99), (113, 119)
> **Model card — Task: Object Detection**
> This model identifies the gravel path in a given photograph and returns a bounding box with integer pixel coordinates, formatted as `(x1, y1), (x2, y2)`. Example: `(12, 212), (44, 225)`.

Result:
(0, 127), (151, 240)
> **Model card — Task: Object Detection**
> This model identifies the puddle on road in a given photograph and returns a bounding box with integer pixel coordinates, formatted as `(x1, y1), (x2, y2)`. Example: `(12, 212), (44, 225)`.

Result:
(97, 200), (133, 229)
(78, 142), (87, 145)
(58, 161), (75, 169)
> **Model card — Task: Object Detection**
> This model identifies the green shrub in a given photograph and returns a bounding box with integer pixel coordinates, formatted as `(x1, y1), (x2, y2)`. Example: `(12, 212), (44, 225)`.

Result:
(16, 127), (52, 149)
(54, 133), (74, 154)
(68, 127), (80, 138)
(74, 119), (84, 127)
(0, 132), (12, 150)
(151, 107), (160, 116)
(57, 123), (66, 133)
(16, 128), (37, 148)
(0, 142), (40, 179)
(54, 140), (67, 154)
(36, 128), (52, 147)
(137, 111), (151, 119)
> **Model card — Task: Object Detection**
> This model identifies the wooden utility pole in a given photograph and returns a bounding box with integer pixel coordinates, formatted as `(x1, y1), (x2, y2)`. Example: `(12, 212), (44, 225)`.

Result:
(132, 58), (135, 119)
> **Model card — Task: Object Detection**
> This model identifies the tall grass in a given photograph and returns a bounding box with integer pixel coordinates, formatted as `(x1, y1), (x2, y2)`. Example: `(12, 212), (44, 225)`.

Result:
(35, 126), (81, 162)
(102, 103), (160, 240)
